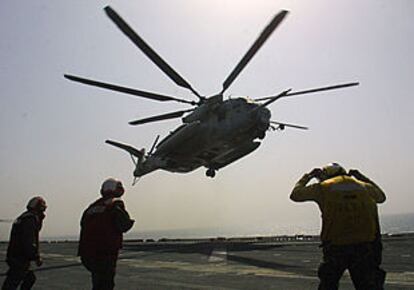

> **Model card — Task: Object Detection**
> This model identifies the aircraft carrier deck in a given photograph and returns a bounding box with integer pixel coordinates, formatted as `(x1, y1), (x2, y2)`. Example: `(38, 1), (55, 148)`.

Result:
(1, 234), (413, 289)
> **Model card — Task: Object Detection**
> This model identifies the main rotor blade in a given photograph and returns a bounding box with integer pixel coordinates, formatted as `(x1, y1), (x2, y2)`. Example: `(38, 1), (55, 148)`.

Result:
(255, 82), (359, 101)
(221, 10), (289, 95)
(129, 109), (194, 126)
(104, 6), (201, 98)
(64, 74), (196, 105)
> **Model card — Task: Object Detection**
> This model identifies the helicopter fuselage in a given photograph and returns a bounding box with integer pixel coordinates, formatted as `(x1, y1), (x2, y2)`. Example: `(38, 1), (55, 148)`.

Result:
(133, 97), (271, 177)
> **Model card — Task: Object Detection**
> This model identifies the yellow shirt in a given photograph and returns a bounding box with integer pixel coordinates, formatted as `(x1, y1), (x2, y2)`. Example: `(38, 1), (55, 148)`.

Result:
(290, 175), (386, 245)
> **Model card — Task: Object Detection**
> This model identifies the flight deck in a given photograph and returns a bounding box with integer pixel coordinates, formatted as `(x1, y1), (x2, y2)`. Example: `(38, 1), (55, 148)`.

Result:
(1, 235), (413, 289)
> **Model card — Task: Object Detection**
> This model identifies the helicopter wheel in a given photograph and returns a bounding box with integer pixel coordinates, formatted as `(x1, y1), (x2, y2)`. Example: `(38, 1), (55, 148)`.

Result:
(206, 168), (216, 178)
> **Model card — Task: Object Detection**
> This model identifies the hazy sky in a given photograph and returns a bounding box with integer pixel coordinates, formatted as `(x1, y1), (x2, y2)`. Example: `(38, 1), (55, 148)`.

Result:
(1, 0), (413, 239)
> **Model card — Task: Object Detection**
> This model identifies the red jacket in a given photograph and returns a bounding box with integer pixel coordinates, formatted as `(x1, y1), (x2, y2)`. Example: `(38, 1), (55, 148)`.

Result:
(78, 197), (126, 258)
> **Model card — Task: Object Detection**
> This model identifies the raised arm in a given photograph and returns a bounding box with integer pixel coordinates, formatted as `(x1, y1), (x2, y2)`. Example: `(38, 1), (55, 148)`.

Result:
(348, 169), (386, 203)
(290, 168), (322, 202)
(112, 200), (135, 233)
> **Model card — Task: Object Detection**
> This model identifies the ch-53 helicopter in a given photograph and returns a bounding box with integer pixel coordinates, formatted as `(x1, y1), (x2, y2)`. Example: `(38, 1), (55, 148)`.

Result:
(65, 6), (358, 181)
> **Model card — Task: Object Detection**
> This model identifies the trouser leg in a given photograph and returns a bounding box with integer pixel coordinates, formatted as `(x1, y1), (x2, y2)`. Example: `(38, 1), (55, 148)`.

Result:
(81, 257), (96, 290)
(92, 269), (115, 290)
(20, 271), (36, 290)
(90, 271), (100, 290)
(90, 270), (115, 290)
(372, 238), (386, 289)
(1, 262), (29, 290)
(352, 262), (386, 289)
(94, 258), (116, 290)
(318, 263), (344, 290)
(348, 244), (378, 290)
(317, 245), (347, 290)
(2, 274), (20, 290)
(81, 256), (116, 290)
(374, 268), (386, 290)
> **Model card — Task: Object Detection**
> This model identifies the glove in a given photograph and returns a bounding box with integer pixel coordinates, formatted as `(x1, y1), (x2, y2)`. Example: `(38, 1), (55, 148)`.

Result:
(309, 168), (323, 179)
(349, 169), (365, 180)
(113, 199), (125, 210)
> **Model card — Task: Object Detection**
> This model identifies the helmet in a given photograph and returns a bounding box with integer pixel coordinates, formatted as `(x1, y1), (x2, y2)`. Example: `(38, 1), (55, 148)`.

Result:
(26, 196), (47, 212)
(321, 162), (346, 179)
(101, 178), (124, 197)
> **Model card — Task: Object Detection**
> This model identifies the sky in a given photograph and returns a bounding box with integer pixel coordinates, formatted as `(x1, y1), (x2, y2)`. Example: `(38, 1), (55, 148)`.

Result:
(0, 0), (413, 239)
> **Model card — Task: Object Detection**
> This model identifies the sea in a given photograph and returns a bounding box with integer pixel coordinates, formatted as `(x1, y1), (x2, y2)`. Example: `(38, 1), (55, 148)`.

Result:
(2, 213), (413, 242)
(125, 212), (414, 241)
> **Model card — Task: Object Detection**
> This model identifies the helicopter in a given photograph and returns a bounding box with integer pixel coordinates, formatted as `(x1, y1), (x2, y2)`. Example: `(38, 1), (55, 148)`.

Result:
(64, 6), (359, 181)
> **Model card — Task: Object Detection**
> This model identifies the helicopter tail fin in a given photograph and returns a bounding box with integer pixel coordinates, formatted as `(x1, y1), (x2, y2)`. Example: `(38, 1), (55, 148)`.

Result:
(105, 140), (145, 161)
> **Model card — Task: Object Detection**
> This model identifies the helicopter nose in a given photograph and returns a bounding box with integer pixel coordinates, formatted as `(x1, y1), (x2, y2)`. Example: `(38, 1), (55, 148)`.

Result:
(258, 107), (271, 123)
(256, 107), (271, 130)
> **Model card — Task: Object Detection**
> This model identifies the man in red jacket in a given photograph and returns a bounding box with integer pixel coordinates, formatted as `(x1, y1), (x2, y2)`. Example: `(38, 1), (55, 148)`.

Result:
(2, 196), (47, 290)
(79, 178), (134, 290)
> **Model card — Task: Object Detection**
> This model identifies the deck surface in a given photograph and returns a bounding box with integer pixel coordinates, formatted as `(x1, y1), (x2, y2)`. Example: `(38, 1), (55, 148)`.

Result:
(1, 236), (413, 289)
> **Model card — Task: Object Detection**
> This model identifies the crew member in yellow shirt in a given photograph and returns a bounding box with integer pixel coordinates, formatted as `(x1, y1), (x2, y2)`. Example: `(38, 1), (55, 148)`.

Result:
(290, 163), (386, 290)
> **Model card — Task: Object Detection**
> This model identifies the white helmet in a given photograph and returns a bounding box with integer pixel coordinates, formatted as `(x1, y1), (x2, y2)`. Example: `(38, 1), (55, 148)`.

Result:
(101, 178), (124, 197)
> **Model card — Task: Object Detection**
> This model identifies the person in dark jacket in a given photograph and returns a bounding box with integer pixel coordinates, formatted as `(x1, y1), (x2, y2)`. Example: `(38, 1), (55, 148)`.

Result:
(2, 196), (47, 290)
(79, 178), (134, 290)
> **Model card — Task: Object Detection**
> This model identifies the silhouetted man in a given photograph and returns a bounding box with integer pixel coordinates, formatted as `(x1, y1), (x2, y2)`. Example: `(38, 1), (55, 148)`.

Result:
(78, 178), (134, 290)
(290, 163), (386, 290)
(2, 196), (47, 290)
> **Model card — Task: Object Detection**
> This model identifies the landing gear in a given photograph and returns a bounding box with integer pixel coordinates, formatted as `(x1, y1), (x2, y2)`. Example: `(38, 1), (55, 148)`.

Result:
(257, 131), (266, 139)
(206, 168), (216, 178)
